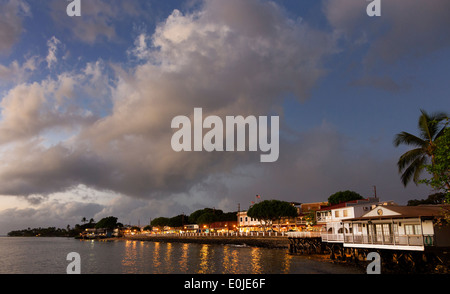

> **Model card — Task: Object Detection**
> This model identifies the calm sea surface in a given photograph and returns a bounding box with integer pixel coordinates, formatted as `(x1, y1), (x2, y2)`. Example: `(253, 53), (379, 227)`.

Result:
(0, 237), (364, 274)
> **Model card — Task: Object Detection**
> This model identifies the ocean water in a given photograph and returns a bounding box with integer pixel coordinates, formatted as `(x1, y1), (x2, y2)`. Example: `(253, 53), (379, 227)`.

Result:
(0, 237), (364, 274)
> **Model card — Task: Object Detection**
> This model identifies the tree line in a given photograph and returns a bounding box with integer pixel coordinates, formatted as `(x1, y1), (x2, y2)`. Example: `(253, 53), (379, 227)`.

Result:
(7, 216), (122, 237)
(150, 208), (237, 229)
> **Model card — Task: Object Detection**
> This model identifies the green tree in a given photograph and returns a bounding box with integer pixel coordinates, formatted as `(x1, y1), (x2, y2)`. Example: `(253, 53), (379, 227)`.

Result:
(304, 211), (316, 226)
(327, 190), (364, 205)
(151, 217), (170, 228)
(188, 208), (218, 224)
(407, 192), (446, 206)
(422, 127), (450, 198)
(167, 214), (188, 227)
(95, 216), (118, 229)
(196, 212), (217, 228)
(394, 110), (448, 186)
(247, 200), (298, 231)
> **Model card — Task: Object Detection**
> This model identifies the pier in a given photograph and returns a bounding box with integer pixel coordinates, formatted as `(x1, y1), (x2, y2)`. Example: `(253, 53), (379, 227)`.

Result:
(287, 232), (325, 254)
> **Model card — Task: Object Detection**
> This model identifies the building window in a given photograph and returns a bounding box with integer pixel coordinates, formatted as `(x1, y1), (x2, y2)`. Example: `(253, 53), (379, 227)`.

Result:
(335, 210), (340, 217)
(405, 224), (422, 235)
(405, 225), (413, 235)
(343, 210), (348, 217)
(414, 224), (422, 235)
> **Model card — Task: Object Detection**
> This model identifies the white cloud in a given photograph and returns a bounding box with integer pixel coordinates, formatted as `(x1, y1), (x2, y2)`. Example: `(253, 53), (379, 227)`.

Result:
(0, 56), (41, 85)
(128, 33), (152, 61)
(46, 36), (61, 69)
(0, 0), (335, 202)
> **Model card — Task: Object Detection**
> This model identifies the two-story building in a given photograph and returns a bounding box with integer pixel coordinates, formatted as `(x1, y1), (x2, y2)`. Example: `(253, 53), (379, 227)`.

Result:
(341, 204), (450, 252)
(296, 201), (328, 230)
(317, 197), (396, 242)
(237, 202), (303, 232)
(237, 211), (261, 232)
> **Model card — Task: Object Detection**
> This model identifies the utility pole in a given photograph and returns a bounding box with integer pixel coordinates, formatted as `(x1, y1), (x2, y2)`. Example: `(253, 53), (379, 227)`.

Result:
(237, 203), (240, 233)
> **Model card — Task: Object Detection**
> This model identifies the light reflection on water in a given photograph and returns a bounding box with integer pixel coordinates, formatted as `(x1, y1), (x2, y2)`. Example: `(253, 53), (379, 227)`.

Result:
(0, 237), (364, 274)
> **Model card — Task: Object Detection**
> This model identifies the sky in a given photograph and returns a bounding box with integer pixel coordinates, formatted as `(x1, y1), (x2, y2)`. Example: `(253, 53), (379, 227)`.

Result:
(0, 0), (449, 235)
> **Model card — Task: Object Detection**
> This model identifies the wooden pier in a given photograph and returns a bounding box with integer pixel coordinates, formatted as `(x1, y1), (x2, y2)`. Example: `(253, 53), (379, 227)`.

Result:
(287, 232), (326, 254)
(287, 232), (449, 273)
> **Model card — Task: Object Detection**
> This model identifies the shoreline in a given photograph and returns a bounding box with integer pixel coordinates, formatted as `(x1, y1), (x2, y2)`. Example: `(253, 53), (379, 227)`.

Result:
(121, 234), (290, 249)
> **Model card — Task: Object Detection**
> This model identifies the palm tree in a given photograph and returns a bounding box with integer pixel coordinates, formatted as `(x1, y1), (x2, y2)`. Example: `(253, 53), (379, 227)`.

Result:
(393, 109), (448, 186)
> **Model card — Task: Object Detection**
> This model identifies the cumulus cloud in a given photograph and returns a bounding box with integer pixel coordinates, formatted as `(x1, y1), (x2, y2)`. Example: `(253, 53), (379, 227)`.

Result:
(0, 56), (40, 85)
(0, 0), (334, 201)
(0, 69), (101, 145)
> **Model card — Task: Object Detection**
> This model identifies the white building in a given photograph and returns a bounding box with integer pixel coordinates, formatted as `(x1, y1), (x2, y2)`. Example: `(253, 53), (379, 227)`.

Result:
(237, 211), (261, 232)
(317, 198), (396, 242)
(340, 204), (450, 251)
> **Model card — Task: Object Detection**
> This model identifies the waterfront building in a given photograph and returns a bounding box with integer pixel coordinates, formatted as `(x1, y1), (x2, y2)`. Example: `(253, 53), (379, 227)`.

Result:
(340, 204), (450, 251)
(182, 224), (200, 233)
(237, 211), (261, 232)
(237, 202), (302, 232)
(318, 197), (396, 242)
(80, 227), (114, 238)
(209, 221), (238, 233)
(296, 202), (328, 230)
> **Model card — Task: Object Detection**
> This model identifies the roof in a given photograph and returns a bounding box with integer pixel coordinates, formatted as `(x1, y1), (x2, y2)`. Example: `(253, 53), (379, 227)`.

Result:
(348, 204), (450, 221)
(317, 197), (380, 211)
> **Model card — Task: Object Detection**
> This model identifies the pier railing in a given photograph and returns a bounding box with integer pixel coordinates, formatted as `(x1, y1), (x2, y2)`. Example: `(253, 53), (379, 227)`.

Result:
(321, 233), (435, 247)
(286, 231), (321, 238)
(129, 231), (291, 237)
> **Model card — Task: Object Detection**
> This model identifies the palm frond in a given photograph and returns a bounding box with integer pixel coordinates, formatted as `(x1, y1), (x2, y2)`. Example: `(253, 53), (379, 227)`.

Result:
(394, 110), (448, 187)
(399, 155), (426, 187)
(412, 156), (427, 184)
(393, 131), (426, 148)
(418, 109), (448, 141)
(397, 148), (427, 171)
